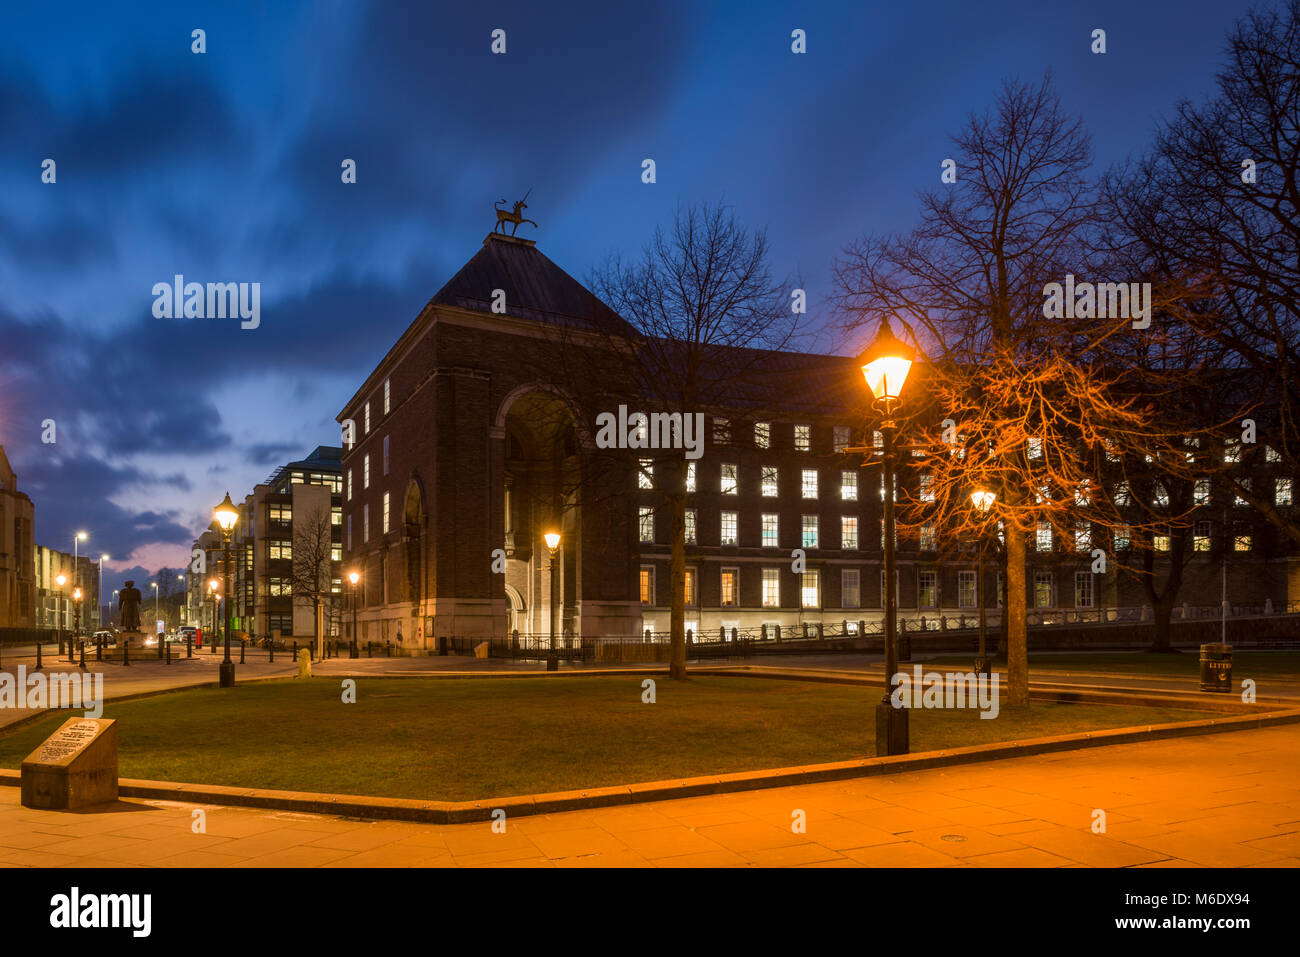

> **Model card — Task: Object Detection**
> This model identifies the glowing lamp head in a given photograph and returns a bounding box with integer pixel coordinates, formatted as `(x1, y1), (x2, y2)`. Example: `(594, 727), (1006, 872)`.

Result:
(76, 531), (87, 542)
(100, 554), (109, 562)
(543, 531), (561, 552)
(55, 573), (67, 588)
(348, 571), (360, 585)
(858, 318), (916, 407)
(73, 588), (82, 601)
(971, 489), (997, 513)
(208, 579), (218, 592)
(214, 492), (239, 533)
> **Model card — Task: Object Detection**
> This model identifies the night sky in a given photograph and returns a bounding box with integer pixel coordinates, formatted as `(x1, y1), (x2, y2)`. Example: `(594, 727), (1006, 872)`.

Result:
(0, 0), (1258, 594)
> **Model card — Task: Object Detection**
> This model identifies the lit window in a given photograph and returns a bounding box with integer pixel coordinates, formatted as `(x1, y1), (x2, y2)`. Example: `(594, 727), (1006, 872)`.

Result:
(382, 492), (390, 533)
(1224, 439), (1240, 463)
(762, 513), (779, 547)
(1266, 445), (1282, 463)
(686, 462), (696, 492)
(721, 464), (738, 495)
(1075, 481), (1091, 506)
(795, 425), (811, 451)
(841, 516), (858, 549)
(1194, 521), (1211, 551)
(754, 422), (770, 448)
(1034, 572), (1053, 608)
(639, 459), (653, 489)
(383, 379), (390, 414)
(639, 507), (655, 543)
(1235, 479), (1250, 507)
(762, 568), (780, 607)
(346, 470), (352, 501)
(721, 568), (738, 606)
(720, 510), (738, 546)
(1036, 522), (1052, 552)
(841, 471), (857, 500)
(1028, 437), (1043, 459)
(919, 473), (933, 502)
(801, 469), (818, 499)
(685, 508), (697, 544)
(879, 475), (895, 502)
(801, 515), (819, 548)
(1277, 477), (1293, 506)
(1074, 572), (1093, 608)
(1074, 523), (1090, 552)
(1113, 525), (1131, 550)
(713, 417), (730, 444)
(801, 571), (820, 608)
(331, 507), (342, 526)
(761, 467), (778, 497)
(1104, 440), (1119, 462)
(918, 570), (937, 609)
(363, 455), (370, 489)
(842, 569), (860, 608)
(684, 568), (697, 605)
(331, 544), (342, 562)
(872, 430), (883, 449)
(958, 570), (976, 609)
(1194, 479), (1210, 504)
(1234, 535), (1251, 552)
(1154, 533), (1170, 551)
(639, 567), (654, 604)
(1113, 482), (1130, 506)
(833, 426), (849, 452)
(364, 401), (370, 434)
(1153, 482), (1168, 507)
(919, 522), (936, 551)
(363, 505), (369, 543)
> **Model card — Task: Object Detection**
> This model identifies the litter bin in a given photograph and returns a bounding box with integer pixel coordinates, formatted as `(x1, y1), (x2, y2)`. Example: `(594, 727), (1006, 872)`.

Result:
(1199, 643), (1232, 692)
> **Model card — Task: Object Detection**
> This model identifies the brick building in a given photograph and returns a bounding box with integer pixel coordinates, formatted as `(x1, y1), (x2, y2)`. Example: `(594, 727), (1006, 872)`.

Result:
(339, 233), (1300, 644)
(0, 446), (35, 628)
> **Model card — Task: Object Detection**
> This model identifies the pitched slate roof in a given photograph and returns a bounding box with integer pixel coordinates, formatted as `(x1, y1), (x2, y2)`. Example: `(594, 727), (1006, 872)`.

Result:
(431, 233), (633, 335)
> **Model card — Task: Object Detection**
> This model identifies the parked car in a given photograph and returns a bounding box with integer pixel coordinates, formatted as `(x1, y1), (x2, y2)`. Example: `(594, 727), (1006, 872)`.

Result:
(91, 630), (115, 648)
(178, 625), (200, 647)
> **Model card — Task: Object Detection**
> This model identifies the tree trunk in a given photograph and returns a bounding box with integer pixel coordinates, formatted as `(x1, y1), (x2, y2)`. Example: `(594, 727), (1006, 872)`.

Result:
(669, 494), (687, 679)
(1005, 528), (1029, 705)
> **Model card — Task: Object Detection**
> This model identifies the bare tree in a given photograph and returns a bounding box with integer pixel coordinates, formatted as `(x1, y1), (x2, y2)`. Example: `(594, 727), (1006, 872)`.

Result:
(290, 506), (335, 655)
(834, 75), (1193, 704)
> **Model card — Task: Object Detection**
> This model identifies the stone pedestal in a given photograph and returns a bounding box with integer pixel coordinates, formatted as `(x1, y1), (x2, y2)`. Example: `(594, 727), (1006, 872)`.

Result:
(21, 717), (118, 809)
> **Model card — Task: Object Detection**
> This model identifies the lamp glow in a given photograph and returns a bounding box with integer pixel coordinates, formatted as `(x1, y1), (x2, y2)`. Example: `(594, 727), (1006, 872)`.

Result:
(214, 492), (239, 533)
(971, 489), (997, 512)
(543, 531), (561, 552)
(858, 318), (916, 406)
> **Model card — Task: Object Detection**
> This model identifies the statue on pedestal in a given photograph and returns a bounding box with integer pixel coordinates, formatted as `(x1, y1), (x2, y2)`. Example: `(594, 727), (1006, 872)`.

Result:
(118, 580), (142, 632)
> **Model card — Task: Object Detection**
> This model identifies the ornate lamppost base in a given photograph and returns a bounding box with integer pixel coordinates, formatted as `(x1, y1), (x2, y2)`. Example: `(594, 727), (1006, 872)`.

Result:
(974, 656), (991, 677)
(875, 699), (910, 756)
(219, 661), (236, 687)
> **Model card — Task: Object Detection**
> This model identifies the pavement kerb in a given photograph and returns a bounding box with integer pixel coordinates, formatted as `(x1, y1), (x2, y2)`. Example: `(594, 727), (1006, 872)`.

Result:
(1, 704), (1297, 824)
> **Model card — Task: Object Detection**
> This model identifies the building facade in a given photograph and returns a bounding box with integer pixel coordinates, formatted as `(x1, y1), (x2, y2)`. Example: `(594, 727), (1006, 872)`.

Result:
(0, 446), (35, 629)
(337, 234), (1300, 644)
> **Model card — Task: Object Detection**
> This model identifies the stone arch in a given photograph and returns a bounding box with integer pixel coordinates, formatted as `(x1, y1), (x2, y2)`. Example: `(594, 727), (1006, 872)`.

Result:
(494, 382), (595, 450)
(402, 474), (426, 607)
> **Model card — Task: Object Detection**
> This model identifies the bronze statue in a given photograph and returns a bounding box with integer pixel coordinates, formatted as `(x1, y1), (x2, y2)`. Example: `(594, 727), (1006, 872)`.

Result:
(118, 580), (142, 632)
(494, 191), (538, 236)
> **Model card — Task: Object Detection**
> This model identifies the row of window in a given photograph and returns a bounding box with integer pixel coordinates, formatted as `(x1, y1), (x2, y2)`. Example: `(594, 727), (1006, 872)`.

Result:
(709, 419), (850, 452)
(345, 493), (394, 549)
(354, 379), (393, 443)
(638, 566), (1097, 610)
(265, 541), (344, 562)
(346, 436), (392, 500)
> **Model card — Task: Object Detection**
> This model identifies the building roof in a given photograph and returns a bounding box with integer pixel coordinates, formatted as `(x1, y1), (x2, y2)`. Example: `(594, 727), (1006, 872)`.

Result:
(261, 445), (343, 488)
(430, 234), (633, 336)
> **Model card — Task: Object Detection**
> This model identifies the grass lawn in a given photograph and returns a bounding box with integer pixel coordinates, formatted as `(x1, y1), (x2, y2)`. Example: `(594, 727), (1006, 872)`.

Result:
(924, 651), (1300, 679)
(0, 676), (1209, 801)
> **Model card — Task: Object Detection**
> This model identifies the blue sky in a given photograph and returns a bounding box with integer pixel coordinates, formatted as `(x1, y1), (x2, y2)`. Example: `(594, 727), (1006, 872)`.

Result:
(0, 0), (1260, 592)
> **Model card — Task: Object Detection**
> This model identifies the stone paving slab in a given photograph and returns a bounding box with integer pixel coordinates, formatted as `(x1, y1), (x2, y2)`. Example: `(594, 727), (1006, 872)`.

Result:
(0, 723), (1297, 868)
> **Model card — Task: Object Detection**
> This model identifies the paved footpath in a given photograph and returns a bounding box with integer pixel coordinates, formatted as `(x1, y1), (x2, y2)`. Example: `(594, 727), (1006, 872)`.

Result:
(2, 723), (1297, 868)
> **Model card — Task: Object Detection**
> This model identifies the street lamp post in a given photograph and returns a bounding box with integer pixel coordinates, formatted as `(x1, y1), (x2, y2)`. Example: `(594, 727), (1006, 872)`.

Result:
(856, 318), (915, 757)
(214, 493), (240, 687)
(73, 587), (83, 645)
(55, 573), (68, 653)
(971, 488), (997, 677)
(543, 531), (560, 651)
(348, 570), (361, 657)
(151, 582), (161, 658)
(207, 579), (219, 652)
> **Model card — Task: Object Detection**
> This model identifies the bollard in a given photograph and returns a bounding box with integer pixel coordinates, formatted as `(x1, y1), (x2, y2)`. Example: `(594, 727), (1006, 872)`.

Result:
(368, 641), (373, 658)
(297, 647), (312, 679)
(292, 641), (298, 663)
(123, 638), (130, 667)
(546, 654), (558, 672)
(240, 639), (246, 664)
(35, 640), (43, 671)
(67, 638), (74, 662)
(269, 641), (274, 663)
(78, 641), (86, 670)
(166, 640), (171, 664)
(386, 641), (391, 657)
(96, 636), (103, 662)
(187, 634), (193, 658)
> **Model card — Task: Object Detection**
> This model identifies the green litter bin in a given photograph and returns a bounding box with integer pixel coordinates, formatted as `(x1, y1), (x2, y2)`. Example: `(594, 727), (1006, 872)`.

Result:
(1199, 643), (1232, 692)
